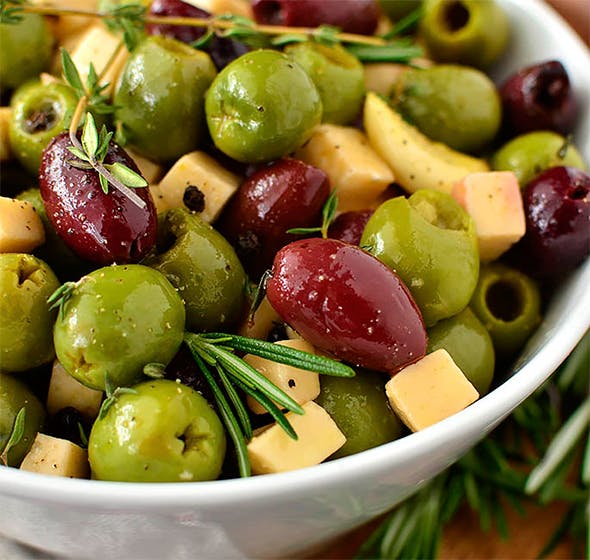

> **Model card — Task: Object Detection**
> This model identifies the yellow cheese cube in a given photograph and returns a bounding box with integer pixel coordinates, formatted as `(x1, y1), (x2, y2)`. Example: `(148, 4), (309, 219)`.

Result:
(295, 124), (394, 212)
(158, 151), (240, 223)
(20, 433), (90, 479)
(364, 63), (409, 96)
(244, 339), (320, 414)
(46, 360), (103, 421)
(126, 148), (165, 185)
(0, 107), (11, 161)
(0, 197), (46, 253)
(385, 349), (479, 432)
(247, 401), (345, 474)
(149, 184), (170, 215)
(453, 171), (526, 262)
(237, 295), (281, 340)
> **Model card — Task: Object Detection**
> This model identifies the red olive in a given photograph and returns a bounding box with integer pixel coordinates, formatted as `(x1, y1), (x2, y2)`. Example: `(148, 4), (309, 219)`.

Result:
(217, 157), (329, 279)
(328, 209), (374, 245)
(39, 132), (157, 265)
(266, 238), (427, 372)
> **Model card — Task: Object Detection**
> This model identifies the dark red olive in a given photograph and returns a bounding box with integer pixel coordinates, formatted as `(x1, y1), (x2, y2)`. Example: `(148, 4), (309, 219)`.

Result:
(217, 157), (330, 280)
(266, 238), (427, 372)
(251, 0), (380, 35)
(147, 0), (248, 70)
(499, 60), (577, 136)
(328, 209), (374, 245)
(517, 166), (589, 278)
(39, 132), (157, 265)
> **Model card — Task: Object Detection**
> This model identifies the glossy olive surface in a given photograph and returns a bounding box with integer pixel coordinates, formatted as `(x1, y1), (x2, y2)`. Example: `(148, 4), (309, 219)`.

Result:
(39, 132), (157, 265)
(328, 209), (374, 246)
(266, 238), (427, 372)
(0, 254), (60, 372)
(54, 265), (186, 390)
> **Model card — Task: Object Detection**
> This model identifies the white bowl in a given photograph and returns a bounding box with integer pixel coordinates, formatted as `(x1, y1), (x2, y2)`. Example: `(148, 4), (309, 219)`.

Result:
(1, 1), (589, 558)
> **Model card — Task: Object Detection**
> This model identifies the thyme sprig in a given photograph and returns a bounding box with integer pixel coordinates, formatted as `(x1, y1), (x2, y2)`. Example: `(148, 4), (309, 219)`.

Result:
(0, 408), (26, 466)
(98, 374), (138, 420)
(0, 0), (24, 23)
(287, 191), (338, 239)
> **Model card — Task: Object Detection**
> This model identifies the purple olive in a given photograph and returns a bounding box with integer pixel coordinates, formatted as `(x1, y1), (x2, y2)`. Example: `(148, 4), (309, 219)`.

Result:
(499, 60), (577, 136)
(217, 157), (329, 279)
(39, 132), (157, 265)
(251, 0), (380, 35)
(266, 238), (427, 372)
(328, 209), (374, 245)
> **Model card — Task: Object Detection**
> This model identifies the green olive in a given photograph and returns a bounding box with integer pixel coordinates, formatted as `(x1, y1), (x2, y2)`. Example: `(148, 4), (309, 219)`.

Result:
(427, 307), (495, 395)
(285, 42), (365, 125)
(0, 254), (60, 372)
(54, 264), (186, 391)
(145, 208), (247, 332)
(0, 373), (46, 467)
(391, 64), (501, 153)
(316, 370), (403, 459)
(115, 35), (217, 162)
(205, 49), (323, 163)
(9, 81), (79, 175)
(379, 0), (423, 21)
(0, 14), (54, 92)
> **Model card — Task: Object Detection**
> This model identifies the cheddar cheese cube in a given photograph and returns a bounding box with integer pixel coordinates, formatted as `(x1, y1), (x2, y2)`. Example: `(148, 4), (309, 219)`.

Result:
(385, 349), (479, 432)
(247, 401), (345, 474)
(20, 433), (90, 478)
(0, 197), (45, 253)
(237, 295), (281, 340)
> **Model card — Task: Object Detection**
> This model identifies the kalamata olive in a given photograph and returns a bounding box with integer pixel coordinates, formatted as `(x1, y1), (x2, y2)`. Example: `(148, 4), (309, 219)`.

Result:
(266, 238), (427, 372)
(47, 407), (88, 447)
(251, 0), (380, 35)
(39, 132), (157, 265)
(516, 166), (589, 279)
(217, 158), (330, 279)
(499, 60), (577, 136)
(328, 209), (373, 245)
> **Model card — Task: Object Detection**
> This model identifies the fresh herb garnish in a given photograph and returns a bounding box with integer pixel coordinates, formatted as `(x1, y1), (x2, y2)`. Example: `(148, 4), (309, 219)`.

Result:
(0, 407), (26, 466)
(287, 191), (339, 239)
(47, 281), (77, 320)
(98, 374), (139, 420)
(0, 0), (24, 23)
(380, 6), (423, 40)
(143, 362), (167, 379)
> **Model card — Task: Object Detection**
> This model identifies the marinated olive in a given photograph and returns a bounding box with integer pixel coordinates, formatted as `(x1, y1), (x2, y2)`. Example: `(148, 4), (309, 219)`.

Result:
(53, 265), (186, 391)
(145, 208), (247, 332)
(0, 373), (46, 467)
(0, 254), (60, 373)
(89, 379), (226, 482)
(316, 370), (403, 459)
(391, 64), (501, 152)
(328, 209), (374, 245)
(115, 35), (217, 162)
(285, 42), (365, 125)
(427, 307), (495, 395)
(379, 0), (422, 21)
(205, 50), (322, 163)
(361, 190), (479, 326)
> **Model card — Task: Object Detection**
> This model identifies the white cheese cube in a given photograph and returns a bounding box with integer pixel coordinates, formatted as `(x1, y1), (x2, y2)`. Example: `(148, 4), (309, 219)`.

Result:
(46, 360), (103, 421)
(149, 184), (170, 215)
(385, 349), (479, 432)
(247, 401), (345, 474)
(20, 433), (90, 478)
(126, 147), (165, 185)
(296, 124), (395, 213)
(244, 339), (320, 414)
(237, 295), (281, 340)
(0, 197), (46, 253)
(158, 151), (240, 223)
(0, 107), (12, 161)
(453, 171), (526, 262)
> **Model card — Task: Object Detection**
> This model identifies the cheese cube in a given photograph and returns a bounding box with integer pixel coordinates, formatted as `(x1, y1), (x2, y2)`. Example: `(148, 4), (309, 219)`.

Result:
(247, 401), (345, 474)
(244, 339), (320, 414)
(0, 107), (11, 161)
(453, 171), (526, 262)
(237, 295), (281, 340)
(158, 151), (240, 223)
(295, 124), (395, 212)
(46, 360), (103, 421)
(364, 63), (408, 96)
(149, 184), (170, 215)
(385, 349), (479, 432)
(0, 197), (46, 253)
(126, 148), (165, 185)
(20, 433), (90, 478)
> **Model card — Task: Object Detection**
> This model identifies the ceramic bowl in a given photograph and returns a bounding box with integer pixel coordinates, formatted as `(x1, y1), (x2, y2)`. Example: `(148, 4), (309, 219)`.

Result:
(0, 0), (589, 557)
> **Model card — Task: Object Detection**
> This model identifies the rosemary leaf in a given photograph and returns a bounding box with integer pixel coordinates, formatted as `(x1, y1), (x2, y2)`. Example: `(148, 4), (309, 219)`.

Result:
(381, 6), (423, 40)
(345, 42), (422, 63)
(215, 364), (252, 440)
(0, 407), (26, 466)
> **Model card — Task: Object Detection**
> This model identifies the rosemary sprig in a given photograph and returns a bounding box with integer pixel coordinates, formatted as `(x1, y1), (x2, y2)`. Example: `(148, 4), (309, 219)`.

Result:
(287, 191), (338, 239)
(0, 408), (26, 466)
(0, 0), (24, 23)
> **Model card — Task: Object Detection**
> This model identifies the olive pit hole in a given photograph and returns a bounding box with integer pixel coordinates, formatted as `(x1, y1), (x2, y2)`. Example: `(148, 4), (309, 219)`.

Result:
(16, 259), (40, 287)
(24, 102), (59, 134)
(442, 1), (470, 32)
(485, 279), (524, 322)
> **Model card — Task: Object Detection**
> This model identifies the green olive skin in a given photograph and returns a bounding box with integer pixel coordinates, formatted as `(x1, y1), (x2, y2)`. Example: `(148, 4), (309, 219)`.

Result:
(470, 263), (542, 359)
(285, 42), (365, 125)
(419, 0), (509, 68)
(89, 379), (226, 482)
(0, 373), (46, 467)
(0, 15), (54, 92)
(205, 49), (323, 163)
(54, 265), (186, 391)
(145, 209), (247, 332)
(379, 0), (423, 21)
(9, 81), (79, 175)
(392, 64), (501, 153)
(491, 131), (587, 188)
(0, 254), (60, 373)
(315, 370), (403, 459)
(427, 307), (494, 395)
(115, 36), (217, 163)
(361, 190), (479, 327)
